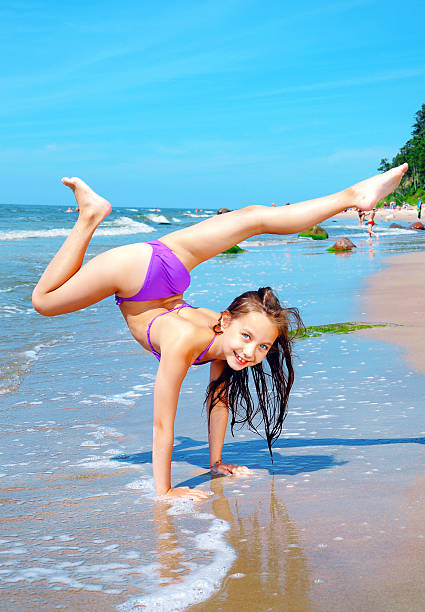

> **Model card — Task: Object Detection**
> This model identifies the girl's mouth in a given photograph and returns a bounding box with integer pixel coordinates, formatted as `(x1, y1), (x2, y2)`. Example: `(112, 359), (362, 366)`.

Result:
(234, 351), (249, 365)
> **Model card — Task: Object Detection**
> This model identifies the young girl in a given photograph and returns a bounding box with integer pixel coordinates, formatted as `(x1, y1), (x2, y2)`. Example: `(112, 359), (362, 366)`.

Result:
(32, 164), (408, 501)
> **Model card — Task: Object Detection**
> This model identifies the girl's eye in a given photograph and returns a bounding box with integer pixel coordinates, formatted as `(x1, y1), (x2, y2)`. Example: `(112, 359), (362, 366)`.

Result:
(260, 344), (268, 351)
(241, 332), (250, 339)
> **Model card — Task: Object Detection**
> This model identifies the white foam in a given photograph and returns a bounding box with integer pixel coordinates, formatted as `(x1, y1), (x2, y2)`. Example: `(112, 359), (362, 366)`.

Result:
(0, 218), (154, 241)
(126, 479), (155, 493)
(239, 239), (290, 247)
(0, 341), (56, 395)
(182, 212), (211, 218)
(145, 214), (171, 224)
(100, 217), (155, 235)
(117, 517), (235, 612)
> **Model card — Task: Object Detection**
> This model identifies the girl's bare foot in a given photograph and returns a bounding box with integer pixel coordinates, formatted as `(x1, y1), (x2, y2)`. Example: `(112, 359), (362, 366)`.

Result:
(350, 163), (408, 212)
(61, 177), (112, 224)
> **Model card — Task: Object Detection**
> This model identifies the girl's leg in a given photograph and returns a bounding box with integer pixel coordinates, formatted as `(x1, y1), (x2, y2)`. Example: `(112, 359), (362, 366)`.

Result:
(32, 178), (151, 316)
(163, 164), (408, 270)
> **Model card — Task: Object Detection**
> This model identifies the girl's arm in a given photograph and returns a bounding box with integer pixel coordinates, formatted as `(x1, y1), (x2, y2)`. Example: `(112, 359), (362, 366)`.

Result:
(208, 360), (251, 476)
(153, 337), (208, 501)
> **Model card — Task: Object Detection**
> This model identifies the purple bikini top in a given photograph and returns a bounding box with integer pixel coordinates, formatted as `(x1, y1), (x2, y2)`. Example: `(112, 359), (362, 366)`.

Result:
(147, 304), (216, 366)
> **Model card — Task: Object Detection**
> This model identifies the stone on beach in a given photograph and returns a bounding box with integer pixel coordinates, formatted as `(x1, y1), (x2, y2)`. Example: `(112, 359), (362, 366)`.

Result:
(327, 237), (357, 252)
(298, 224), (328, 240)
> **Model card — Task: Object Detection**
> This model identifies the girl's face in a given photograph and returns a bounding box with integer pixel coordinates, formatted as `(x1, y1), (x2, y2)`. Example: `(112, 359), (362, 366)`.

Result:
(220, 311), (279, 369)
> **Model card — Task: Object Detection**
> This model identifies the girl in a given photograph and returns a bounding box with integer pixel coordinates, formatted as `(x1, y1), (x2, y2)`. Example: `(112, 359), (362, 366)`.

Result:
(32, 164), (408, 501)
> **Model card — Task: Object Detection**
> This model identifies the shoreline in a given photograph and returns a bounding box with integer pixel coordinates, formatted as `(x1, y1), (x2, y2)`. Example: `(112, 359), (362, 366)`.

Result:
(334, 207), (421, 224)
(360, 250), (425, 375)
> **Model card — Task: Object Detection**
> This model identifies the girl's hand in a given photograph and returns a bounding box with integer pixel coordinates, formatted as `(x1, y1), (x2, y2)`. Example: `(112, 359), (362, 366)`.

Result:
(211, 461), (251, 476)
(162, 486), (210, 501)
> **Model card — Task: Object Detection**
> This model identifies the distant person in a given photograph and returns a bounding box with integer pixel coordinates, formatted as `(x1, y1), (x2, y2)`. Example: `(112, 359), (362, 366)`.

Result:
(65, 207), (73, 213)
(366, 209), (378, 240)
(357, 209), (365, 225)
(272, 202), (276, 207)
(417, 198), (422, 219)
(75, 206), (80, 212)
(32, 164), (408, 500)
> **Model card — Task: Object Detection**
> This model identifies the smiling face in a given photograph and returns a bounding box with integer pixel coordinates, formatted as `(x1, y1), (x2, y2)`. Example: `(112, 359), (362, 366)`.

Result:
(220, 310), (279, 370)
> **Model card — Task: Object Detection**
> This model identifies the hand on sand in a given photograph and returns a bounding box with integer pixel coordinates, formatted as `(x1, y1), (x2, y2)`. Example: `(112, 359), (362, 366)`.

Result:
(211, 462), (251, 476)
(162, 486), (210, 502)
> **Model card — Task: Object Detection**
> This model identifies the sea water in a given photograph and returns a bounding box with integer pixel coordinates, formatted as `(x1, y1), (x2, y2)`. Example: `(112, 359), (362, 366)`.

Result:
(0, 203), (424, 610)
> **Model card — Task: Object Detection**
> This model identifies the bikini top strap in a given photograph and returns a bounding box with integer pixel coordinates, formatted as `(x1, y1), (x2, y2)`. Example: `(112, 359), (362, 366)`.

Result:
(194, 333), (217, 363)
(147, 304), (192, 359)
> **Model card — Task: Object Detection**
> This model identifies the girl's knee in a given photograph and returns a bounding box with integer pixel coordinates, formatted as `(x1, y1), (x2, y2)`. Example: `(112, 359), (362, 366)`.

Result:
(239, 204), (266, 234)
(32, 289), (52, 316)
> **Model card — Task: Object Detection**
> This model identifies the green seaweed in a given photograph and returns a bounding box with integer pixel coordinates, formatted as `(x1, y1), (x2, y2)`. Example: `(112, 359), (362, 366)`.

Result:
(298, 232), (327, 240)
(326, 246), (354, 252)
(293, 321), (391, 340)
(221, 244), (246, 254)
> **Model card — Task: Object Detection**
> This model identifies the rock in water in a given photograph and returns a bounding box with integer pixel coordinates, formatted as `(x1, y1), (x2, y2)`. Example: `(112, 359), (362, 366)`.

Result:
(408, 222), (425, 230)
(390, 223), (406, 229)
(327, 237), (357, 252)
(217, 207), (232, 215)
(298, 224), (328, 240)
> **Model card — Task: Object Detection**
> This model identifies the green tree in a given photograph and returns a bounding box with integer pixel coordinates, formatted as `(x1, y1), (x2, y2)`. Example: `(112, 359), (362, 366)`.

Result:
(378, 103), (425, 194)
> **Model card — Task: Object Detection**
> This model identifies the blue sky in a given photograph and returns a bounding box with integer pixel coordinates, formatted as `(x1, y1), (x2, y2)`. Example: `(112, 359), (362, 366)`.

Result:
(1, 0), (424, 208)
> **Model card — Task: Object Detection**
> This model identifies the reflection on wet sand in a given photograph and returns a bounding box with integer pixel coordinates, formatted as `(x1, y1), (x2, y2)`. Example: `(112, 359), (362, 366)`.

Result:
(192, 476), (312, 611)
(153, 502), (188, 586)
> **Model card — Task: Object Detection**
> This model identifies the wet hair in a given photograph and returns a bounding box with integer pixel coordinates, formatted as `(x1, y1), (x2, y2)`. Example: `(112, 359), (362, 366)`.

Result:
(205, 287), (304, 458)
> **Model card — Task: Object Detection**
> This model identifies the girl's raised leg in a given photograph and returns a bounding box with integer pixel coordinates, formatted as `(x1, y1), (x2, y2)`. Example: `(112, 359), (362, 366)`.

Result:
(32, 178), (149, 316)
(162, 164), (408, 270)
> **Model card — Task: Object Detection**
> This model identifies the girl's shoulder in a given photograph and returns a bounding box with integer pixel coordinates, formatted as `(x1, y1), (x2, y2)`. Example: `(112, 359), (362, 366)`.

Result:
(156, 305), (219, 355)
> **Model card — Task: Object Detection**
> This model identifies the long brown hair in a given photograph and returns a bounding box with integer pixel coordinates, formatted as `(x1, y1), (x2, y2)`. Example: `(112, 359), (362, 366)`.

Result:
(205, 287), (304, 458)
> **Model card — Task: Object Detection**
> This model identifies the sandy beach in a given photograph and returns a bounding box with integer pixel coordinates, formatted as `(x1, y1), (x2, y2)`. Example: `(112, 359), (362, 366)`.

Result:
(336, 206), (421, 225)
(360, 250), (425, 375)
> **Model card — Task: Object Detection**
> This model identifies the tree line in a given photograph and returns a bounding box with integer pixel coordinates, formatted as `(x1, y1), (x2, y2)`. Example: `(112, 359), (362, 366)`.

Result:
(378, 103), (425, 201)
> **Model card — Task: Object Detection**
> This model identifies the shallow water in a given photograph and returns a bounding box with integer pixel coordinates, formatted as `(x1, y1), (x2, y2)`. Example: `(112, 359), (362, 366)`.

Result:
(1, 204), (424, 610)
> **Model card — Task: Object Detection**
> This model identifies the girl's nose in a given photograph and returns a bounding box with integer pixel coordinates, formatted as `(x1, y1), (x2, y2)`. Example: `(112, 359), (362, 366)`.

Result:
(242, 345), (255, 360)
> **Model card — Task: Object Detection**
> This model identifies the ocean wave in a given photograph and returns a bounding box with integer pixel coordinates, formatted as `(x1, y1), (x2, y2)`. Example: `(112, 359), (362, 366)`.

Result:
(144, 213), (171, 224)
(0, 339), (67, 397)
(0, 228), (74, 241)
(183, 212), (211, 218)
(0, 218), (154, 241)
(101, 216), (155, 233)
(0, 283), (33, 294)
(239, 238), (291, 247)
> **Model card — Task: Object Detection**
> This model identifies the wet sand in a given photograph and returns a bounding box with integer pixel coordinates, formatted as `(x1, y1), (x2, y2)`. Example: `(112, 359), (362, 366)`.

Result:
(360, 250), (425, 375)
